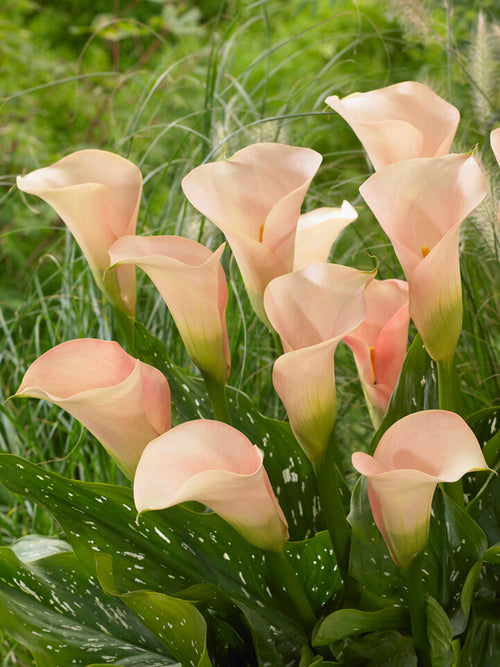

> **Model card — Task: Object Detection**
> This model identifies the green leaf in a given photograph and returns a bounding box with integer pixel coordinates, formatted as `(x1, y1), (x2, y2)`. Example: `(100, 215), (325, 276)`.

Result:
(0, 547), (178, 667)
(458, 599), (500, 667)
(0, 454), (330, 665)
(115, 312), (320, 541)
(425, 595), (454, 667)
(97, 553), (213, 667)
(369, 334), (438, 454)
(467, 469), (500, 546)
(312, 606), (408, 646)
(340, 630), (417, 666)
(10, 534), (71, 562)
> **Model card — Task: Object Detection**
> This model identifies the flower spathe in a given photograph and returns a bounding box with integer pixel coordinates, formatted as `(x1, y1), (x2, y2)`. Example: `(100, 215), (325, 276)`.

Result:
(293, 201), (357, 271)
(326, 81), (460, 171)
(181, 143), (322, 325)
(345, 278), (409, 428)
(491, 128), (500, 223)
(134, 420), (289, 551)
(352, 410), (488, 570)
(16, 339), (171, 479)
(264, 262), (373, 461)
(109, 235), (230, 386)
(17, 149), (142, 314)
(360, 153), (487, 362)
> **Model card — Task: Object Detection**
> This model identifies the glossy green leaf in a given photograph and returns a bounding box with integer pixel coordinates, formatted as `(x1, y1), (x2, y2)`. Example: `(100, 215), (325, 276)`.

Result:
(425, 595), (454, 667)
(115, 312), (320, 540)
(369, 334), (438, 454)
(458, 599), (500, 667)
(340, 630), (417, 666)
(467, 469), (500, 546)
(0, 547), (177, 667)
(0, 454), (336, 666)
(312, 606), (407, 646)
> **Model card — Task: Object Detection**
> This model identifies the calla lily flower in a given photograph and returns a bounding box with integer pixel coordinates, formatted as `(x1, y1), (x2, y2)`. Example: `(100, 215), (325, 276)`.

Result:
(109, 235), (230, 387)
(491, 128), (500, 223)
(134, 420), (289, 551)
(345, 279), (409, 429)
(181, 143), (322, 325)
(264, 263), (373, 461)
(16, 339), (171, 479)
(352, 410), (488, 570)
(360, 153), (487, 362)
(17, 150), (142, 314)
(326, 81), (460, 171)
(293, 201), (358, 271)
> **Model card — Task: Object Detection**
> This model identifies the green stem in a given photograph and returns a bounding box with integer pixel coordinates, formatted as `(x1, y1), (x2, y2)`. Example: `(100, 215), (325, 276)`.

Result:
(266, 549), (317, 636)
(202, 372), (232, 425)
(406, 553), (431, 667)
(314, 434), (351, 582)
(437, 355), (464, 507)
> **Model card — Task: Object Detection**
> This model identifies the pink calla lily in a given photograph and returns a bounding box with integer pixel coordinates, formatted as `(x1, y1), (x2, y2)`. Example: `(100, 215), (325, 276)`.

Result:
(16, 339), (171, 479)
(491, 128), (500, 223)
(134, 420), (289, 551)
(181, 143), (322, 325)
(264, 263), (373, 461)
(345, 279), (409, 428)
(326, 81), (460, 171)
(360, 153), (487, 362)
(109, 235), (230, 386)
(352, 410), (488, 570)
(293, 201), (357, 271)
(17, 150), (142, 314)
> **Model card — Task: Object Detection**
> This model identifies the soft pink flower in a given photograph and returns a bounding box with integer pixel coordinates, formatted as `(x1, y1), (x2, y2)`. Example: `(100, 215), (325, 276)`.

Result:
(491, 128), (500, 223)
(326, 81), (460, 171)
(264, 263), (373, 461)
(293, 201), (357, 271)
(16, 339), (171, 479)
(109, 235), (230, 386)
(181, 143), (322, 325)
(345, 279), (409, 428)
(360, 153), (487, 362)
(17, 150), (142, 314)
(352, 410), (488, 570)
(134, 420), (288, 551)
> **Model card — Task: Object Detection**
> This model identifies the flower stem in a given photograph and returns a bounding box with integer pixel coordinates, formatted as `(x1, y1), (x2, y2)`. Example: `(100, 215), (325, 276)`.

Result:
(406, 553), (431, 667)
(314, 433), (351, 582)
(266, 548), (317, 636)
(202, 372), (232, 425)
(437, 355), (464, 506)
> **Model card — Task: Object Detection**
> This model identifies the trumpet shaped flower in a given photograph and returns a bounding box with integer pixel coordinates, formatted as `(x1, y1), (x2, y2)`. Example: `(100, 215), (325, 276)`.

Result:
(264, 263), (373, 461)
(109, 236), (230, 387)
(491, 128), (500, 223)
(181, 143), (322, 325)
(352, 410), (488, 570)
(326, 81), (460, 171)
(360, 153), (487, 362)
(17, 150), (142, 314)
(134, 420), (289, 551)
(293, 201), (358, 271)
(345, 279), (409, 428)
(16, 339), (171, 479)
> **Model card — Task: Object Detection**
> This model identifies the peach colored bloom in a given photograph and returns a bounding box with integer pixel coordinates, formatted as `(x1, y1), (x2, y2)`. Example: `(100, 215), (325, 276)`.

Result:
(109, 236), (230, 386)
(345, 279), (409, 428)
(264, 263), (373, 461)
(491, 128), (500, 223)
(360, 153), (487, 362)
(293, 201), (357, 271)
(17, 150), (142, 314)
(181, 143), (322, 325)
(352, 410), (488, 570)
(134, 420), (288, 551)
(326, 81), (460, 171)
(16, 339), (171, 479)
